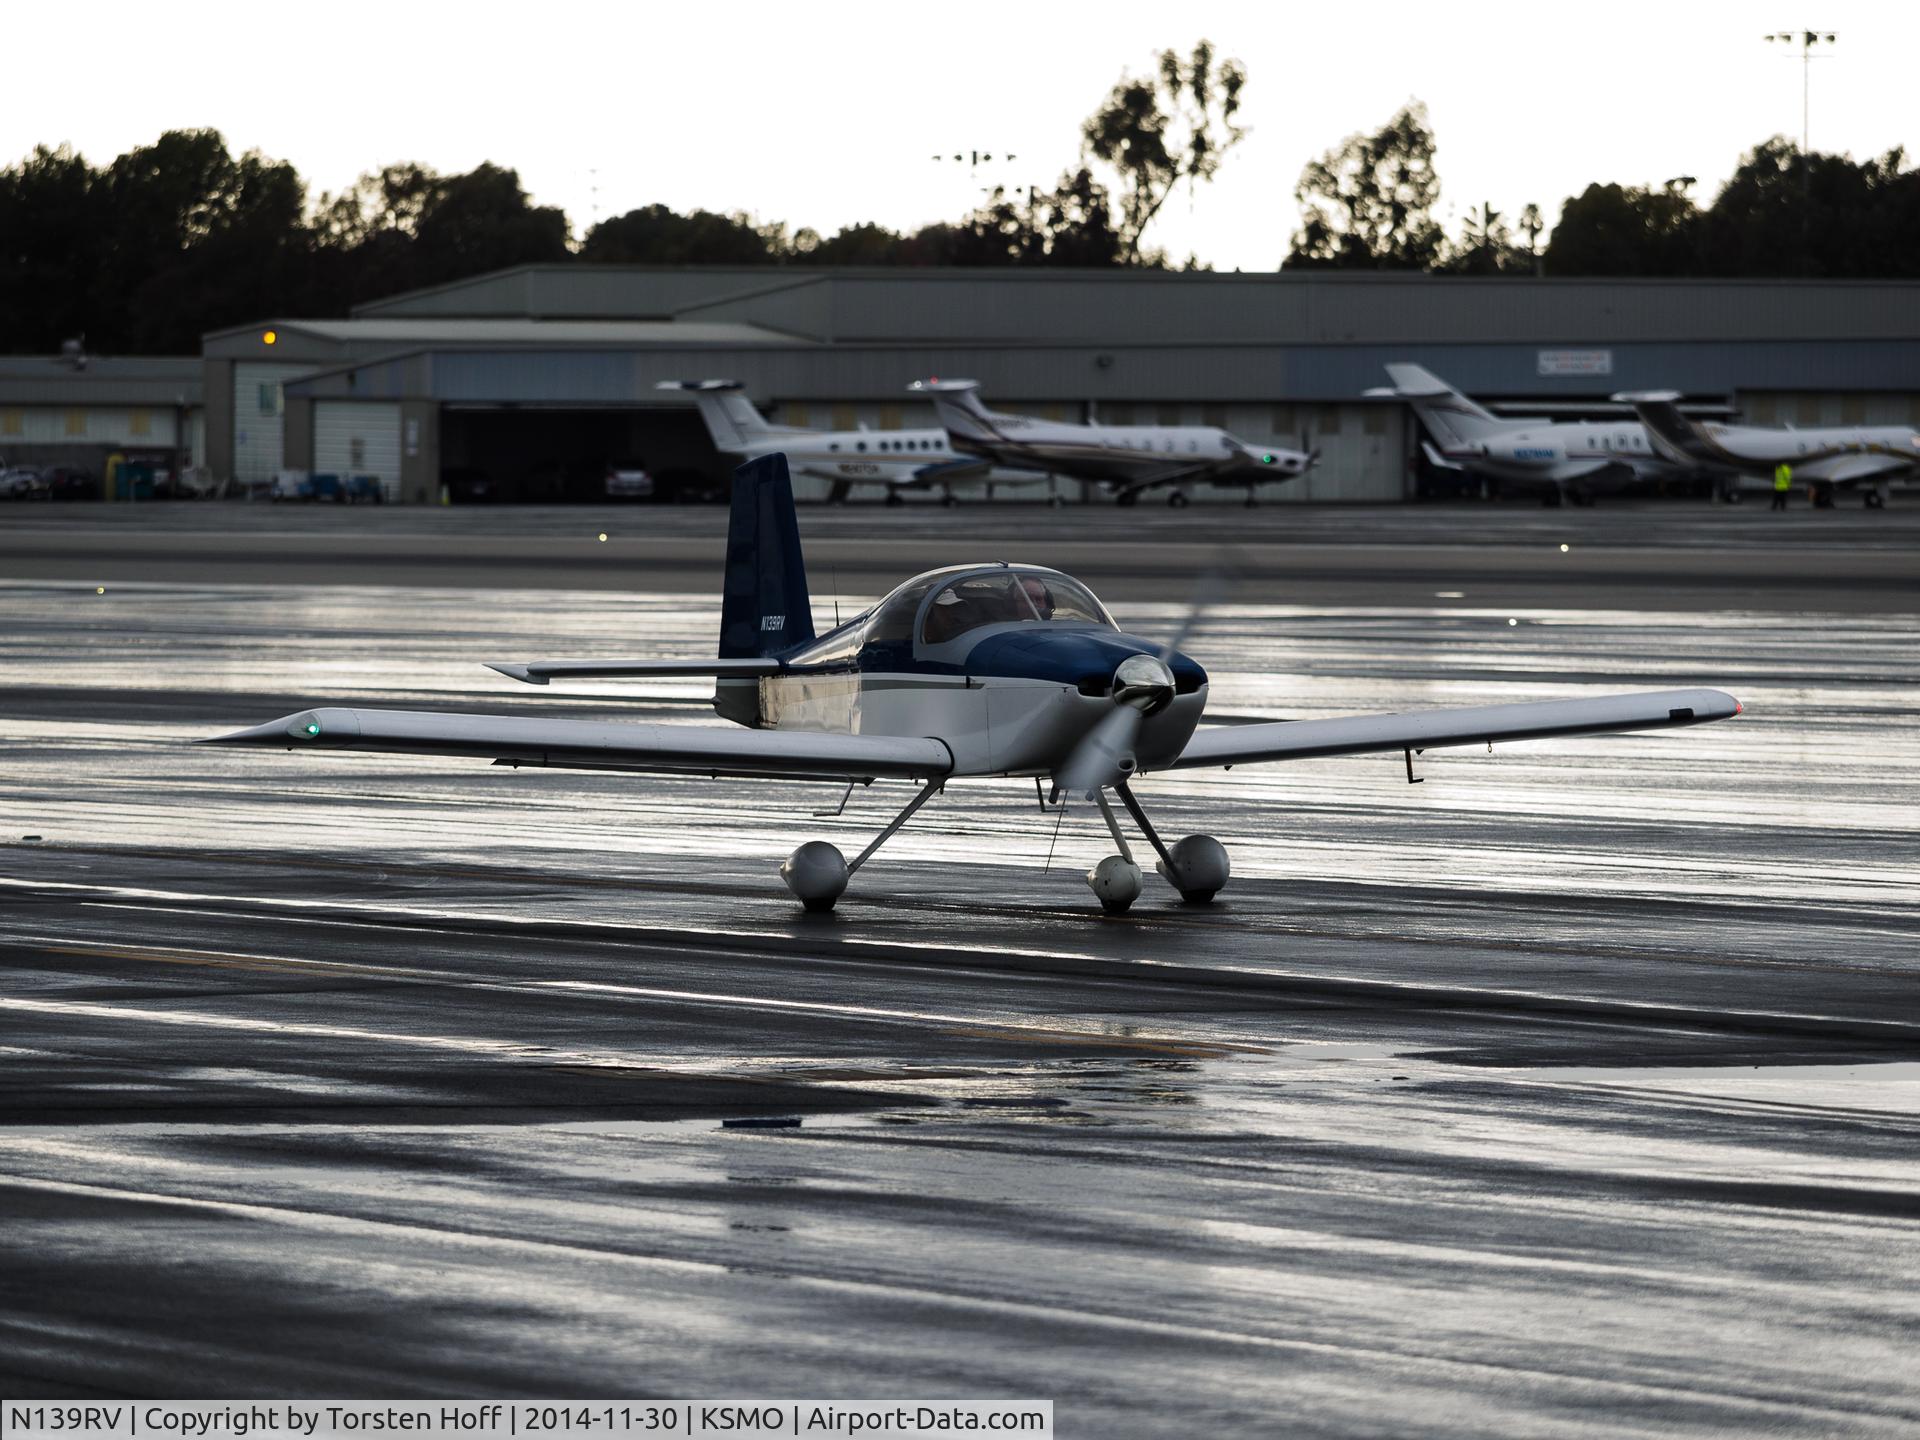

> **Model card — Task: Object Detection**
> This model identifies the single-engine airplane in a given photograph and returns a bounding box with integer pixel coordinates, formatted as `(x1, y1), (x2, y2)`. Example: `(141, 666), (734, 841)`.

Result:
(208, 455), (1742, 914)
(1614, 389), (1918, 508)
(911, 378), (1314, 507)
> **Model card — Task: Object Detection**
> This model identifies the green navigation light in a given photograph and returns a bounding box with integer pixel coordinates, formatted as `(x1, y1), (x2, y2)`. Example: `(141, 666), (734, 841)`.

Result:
(1261, 453), (1276, 465)
(304, 722), (321, 736)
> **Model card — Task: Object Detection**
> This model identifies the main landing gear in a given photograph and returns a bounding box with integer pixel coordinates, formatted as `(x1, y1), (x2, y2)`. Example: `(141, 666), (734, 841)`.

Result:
(1085, 780), (1229, 915)
(778, 777), (1230, 915)
(781, 777), (943, 913)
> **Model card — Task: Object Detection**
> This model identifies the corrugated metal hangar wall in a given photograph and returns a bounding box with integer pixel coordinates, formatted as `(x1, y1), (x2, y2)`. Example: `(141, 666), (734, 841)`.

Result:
(192, 268), (1920, 503)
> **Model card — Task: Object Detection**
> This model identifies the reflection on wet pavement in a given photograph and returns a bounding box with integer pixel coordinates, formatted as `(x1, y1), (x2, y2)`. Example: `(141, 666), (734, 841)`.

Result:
(2, 562), (1919, 1433)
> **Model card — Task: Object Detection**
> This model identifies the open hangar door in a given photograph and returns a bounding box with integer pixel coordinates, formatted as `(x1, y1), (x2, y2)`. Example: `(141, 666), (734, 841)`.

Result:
(437, 406), (726, 502)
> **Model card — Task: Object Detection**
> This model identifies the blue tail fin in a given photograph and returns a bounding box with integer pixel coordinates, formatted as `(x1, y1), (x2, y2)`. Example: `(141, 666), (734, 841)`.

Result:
(719, 453), (815, 659)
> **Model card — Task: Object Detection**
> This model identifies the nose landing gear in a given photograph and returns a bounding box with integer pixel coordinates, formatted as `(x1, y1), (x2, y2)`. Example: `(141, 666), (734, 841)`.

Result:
(1083, 782), (1232, 912)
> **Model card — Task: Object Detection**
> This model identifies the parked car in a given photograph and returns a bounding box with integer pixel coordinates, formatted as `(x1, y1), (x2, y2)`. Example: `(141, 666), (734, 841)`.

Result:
(0, 466), (47, 499)
(441, 467), (500, 504)
(43, 466), (99, 501)
(344, 474), (385, 504)
(605, 460), (654, 500)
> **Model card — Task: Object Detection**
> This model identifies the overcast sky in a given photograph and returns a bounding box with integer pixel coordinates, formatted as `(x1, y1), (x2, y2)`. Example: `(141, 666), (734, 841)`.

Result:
(12, 1), (1914, 270)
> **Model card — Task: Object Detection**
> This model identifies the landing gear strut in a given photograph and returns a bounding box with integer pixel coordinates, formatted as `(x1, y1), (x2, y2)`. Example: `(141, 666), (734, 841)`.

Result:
(781, 777), (942, 913)
(1083, 781), (1231, 913)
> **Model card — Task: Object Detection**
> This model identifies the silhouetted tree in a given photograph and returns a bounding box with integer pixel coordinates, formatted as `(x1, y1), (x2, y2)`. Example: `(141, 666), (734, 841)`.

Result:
(1545, 179), (1699, 276)
(580, 204), (776, 264)
(0, 145), (113, 352)
(1082, 41), (1247, 264)
(1441, 202), (1534, 275)
(1287, 102), (1443, 269)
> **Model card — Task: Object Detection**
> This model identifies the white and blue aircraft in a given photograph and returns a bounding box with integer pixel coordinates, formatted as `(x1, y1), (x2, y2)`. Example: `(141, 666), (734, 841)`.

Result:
(660, 379), (1052, 505)
(209, 455), (1742, 914)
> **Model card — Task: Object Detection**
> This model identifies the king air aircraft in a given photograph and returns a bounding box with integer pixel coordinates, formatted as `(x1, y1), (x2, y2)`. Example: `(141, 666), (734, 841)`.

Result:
(209, 455), (1741, 915)
(1614, 390), (1918, 507)
(1371, 364), (1683, 506)
(911, 378), (1315, 506)
(661, 379), (1053, 505)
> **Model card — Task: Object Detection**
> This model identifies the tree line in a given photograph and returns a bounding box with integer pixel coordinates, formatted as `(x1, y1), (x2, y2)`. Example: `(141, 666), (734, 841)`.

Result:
(1286, 102), (1920, 280)
(3, 46), (1914, 356)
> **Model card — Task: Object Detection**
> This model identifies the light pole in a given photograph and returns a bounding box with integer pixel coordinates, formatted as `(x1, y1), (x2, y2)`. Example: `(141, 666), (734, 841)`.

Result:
(1765, 30), (1836, 155)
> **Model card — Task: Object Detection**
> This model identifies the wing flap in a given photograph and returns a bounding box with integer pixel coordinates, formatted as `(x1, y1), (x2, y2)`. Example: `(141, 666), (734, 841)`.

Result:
(487, 658), (783, 685)
(204, 707), (953, 782)
(1170, 688), (1740, 771)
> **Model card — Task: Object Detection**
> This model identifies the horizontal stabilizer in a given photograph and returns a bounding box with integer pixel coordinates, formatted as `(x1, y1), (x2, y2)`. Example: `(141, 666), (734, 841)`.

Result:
(202, 707), (954, 783)
(1171, 688), (1740, 771)
(487, 658), (783, 686)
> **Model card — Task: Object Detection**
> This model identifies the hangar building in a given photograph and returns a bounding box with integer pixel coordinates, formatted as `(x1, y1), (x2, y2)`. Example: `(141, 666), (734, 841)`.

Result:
(0, 355), (203, 485)
(10, 267), (1920, 503)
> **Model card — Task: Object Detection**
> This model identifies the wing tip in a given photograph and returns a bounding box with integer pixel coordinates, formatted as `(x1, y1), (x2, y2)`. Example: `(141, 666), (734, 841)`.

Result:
(486, 662), (546, 685)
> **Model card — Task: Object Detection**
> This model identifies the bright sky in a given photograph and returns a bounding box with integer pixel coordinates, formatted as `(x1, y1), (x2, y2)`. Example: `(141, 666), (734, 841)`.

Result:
(13, 1), (1914, 270)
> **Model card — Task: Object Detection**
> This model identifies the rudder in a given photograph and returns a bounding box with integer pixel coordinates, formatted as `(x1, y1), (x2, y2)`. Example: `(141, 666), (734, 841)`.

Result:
(719, 452), (815, 660)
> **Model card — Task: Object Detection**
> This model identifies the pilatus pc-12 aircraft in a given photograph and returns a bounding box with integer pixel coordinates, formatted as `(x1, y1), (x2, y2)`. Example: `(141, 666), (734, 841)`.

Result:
(1615, 389), (1920, 508)
(910, 378), (1315, 507)
(210, 456), (1741, 914)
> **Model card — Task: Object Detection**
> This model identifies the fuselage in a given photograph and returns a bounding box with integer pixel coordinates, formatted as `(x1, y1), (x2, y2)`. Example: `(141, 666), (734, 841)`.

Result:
(949, 415), (1308, 488)
(716, 563), (1208, 777)
(1459, 421), (1679, 485)
(1657, 421), (1920, 478)
(726, 429), (1015, 489)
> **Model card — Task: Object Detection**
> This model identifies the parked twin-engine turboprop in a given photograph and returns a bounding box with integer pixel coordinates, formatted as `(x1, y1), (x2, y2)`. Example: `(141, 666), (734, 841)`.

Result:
(660, 379), (1053, 505)
(208, 454), (1742, 914)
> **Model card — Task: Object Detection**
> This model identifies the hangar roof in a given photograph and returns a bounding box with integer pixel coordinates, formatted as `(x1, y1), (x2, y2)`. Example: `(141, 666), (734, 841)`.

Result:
(202, 317), (800, 360)
(348, 264), (1920, 347)
(0, 356), (203, 406)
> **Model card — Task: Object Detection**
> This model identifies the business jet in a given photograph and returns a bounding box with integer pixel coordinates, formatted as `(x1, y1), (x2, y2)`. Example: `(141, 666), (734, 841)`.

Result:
(1614, 390), (1917, 507)
(909, 378), (1314, 507)
(660, 379), (1052, 505)
(208, 454), (1740, 915)
(1370, 364), (1686, 506)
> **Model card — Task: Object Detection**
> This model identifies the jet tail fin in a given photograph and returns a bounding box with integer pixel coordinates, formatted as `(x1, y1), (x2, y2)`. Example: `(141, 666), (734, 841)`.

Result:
(1380, 364), (1517, 450)
(1610, 390), (1703, 460)
(719, 453), (815, 660)
(658, 380), (787, 453)
(908, 378), (1002, 445)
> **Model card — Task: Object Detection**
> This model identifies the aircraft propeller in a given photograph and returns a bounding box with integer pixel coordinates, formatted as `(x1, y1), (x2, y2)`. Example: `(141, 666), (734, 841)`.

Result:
(1055, 573), (1223, 799)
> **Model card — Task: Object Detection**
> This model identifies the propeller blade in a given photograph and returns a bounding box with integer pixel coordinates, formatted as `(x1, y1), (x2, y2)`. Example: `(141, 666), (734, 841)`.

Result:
(1058, 704), (1144, 799)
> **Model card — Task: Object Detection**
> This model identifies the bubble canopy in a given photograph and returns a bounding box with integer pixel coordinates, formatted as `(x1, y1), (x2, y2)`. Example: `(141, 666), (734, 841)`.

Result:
(788, 565), (1115, 666)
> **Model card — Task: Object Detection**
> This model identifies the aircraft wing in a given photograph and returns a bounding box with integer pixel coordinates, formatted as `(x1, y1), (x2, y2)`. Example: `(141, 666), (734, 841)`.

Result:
(1109, 462), (1226, 499)
(203, 707), (954, 783)
(899, 456), (993, 488)
(487, 658), (782, 685)
(1795, 453), (1910, 484)
(1168, 688), (1740, 771)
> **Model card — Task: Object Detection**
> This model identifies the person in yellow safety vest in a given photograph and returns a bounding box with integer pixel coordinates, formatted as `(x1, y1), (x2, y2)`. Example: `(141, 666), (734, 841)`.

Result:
(1771, 461), (1792, 511)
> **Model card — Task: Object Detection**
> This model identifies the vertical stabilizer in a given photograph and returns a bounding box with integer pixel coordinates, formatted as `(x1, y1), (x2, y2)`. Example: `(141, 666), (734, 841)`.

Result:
(909, 378), (1003, 446)
(658, 380), (783, 453)
(1382, 364), (1518, 452)
(719, 453), (815, 660)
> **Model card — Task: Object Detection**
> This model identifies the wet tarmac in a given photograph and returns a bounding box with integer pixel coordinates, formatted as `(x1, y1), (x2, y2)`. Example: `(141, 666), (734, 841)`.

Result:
(2, 508), (1918, 1432)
